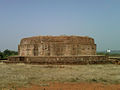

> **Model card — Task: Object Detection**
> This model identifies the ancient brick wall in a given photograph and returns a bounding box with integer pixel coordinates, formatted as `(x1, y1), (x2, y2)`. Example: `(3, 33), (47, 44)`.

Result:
(7, 55), (109, 65)
(18, 36), (96, 56)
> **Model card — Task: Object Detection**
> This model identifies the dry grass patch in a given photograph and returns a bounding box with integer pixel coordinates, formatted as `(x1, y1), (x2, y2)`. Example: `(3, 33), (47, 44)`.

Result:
(0, 63), (120, 89)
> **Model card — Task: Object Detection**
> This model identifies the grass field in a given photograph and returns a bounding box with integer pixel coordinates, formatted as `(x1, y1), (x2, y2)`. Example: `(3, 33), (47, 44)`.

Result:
(0, 63), (120, 89)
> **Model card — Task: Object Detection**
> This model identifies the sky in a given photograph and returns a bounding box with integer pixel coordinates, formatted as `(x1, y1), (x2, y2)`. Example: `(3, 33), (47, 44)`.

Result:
(0, 0), (120, 51)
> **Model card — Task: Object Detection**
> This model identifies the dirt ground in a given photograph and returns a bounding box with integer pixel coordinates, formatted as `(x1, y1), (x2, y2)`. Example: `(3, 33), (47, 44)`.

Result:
(0, 64), (120, 90)
(17, 82), (120, 90)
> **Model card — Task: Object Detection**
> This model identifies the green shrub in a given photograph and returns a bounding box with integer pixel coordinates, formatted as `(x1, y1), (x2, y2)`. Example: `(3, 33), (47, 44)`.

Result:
(0, 49), (18, 59)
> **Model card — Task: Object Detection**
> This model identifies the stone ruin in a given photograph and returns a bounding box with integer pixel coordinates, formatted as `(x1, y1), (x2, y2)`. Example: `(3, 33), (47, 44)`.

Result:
(7, 36), (109, 64)
(18, 36), (96, 56)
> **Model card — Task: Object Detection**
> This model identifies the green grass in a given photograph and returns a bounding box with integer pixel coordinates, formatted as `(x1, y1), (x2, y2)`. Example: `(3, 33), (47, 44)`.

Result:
(0, 63), (120, 89)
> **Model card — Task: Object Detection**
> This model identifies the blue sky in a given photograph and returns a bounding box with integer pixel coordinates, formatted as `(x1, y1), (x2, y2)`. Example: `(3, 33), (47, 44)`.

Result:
(0, 0), (120, 51)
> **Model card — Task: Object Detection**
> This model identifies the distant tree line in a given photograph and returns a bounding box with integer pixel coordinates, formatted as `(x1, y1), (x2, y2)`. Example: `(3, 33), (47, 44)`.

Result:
(97, 52), (120, 56)
(0, 49), (18, 59)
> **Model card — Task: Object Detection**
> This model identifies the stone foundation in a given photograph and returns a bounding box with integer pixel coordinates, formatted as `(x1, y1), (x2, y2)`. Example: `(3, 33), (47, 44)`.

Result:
(7, 55), (109, 65)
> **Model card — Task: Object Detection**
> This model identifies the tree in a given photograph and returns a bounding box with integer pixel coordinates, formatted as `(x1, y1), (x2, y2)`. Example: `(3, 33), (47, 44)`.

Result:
(0, 49), (18, 59)
(3, 49), (11, 56)
(0, 51), (3, 59)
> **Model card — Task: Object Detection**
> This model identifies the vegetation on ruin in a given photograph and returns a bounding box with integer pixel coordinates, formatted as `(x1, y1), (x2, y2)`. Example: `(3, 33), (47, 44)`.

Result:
(0, 63), (120, 89)
(0, 49), (18, 59)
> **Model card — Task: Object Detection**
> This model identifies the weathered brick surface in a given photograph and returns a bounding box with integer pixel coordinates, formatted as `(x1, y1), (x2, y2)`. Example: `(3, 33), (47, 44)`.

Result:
(18, 36), (96, 56)
(7, 55), (109, 65)
(7, 36), (112, 64)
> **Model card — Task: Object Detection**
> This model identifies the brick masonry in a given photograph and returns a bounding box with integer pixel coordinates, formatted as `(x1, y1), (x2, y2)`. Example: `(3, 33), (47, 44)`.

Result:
(8, 55), (109, 64)
(7, 36), (110, 64)
(18, 36), (96, 56)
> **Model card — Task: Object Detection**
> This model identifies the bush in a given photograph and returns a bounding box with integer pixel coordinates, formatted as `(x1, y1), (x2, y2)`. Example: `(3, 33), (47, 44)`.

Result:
(0, 49), (18, 59)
